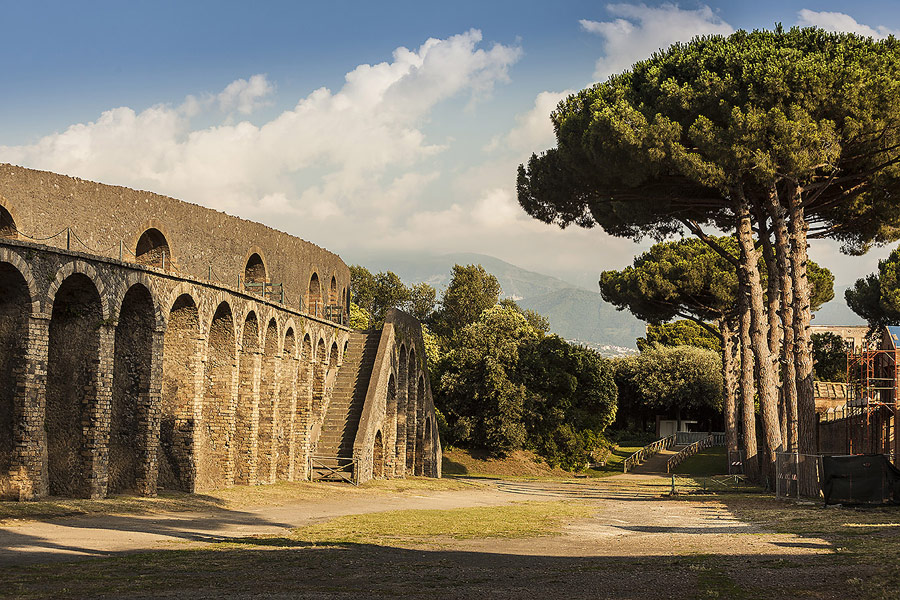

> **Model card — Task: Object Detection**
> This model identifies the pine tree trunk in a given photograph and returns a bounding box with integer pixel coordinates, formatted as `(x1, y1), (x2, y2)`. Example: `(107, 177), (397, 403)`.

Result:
(767, 191), (798, 452)
(755, 203), (786, 444)
(736, 193), (783, 484)
(739, 285), (760, 482)
(719, 317), (740, 459)
(788, 185), (818, 497)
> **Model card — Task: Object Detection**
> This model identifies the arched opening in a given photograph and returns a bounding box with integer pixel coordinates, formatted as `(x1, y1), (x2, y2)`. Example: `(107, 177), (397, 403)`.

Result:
(199, 302), (235, 491)
(385, 374), (397, 478)
(277, 327), (297, 481)
(135, 228), (170, 268)
(424, 418), (434, 477)
(235, 312), (260, 485)
(329, 276), (337, 305)
(307, 273), (321, 316)
(312, 338), (326, 415)
(46, 273), (102, 497)
(329, 341), (339, 373)
(0, 206), (16, 239)
(395, 346), (408, 476)
(109, 284), (155, 494)
(159, 294), (200, 492)
(257, 319), (279, 484)
(244, 253), (266, 289)
(415, 375), (426, 476)
(296, 334), (313, 477)
(406, 349), (417, 473)
(0, 263), (29, 498)
(373, 430), (384, 479)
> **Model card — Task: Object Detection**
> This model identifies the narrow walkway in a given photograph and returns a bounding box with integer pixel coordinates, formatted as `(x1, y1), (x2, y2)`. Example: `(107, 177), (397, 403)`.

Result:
(628, 445), (685, 474)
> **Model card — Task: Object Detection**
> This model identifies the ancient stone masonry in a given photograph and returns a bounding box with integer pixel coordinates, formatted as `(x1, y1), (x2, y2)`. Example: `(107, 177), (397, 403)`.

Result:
(0, 164), (441, 500)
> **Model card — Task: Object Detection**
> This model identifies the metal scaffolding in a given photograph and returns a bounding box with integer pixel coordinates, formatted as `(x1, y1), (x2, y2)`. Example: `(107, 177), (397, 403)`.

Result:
(841, 346), (899, 460)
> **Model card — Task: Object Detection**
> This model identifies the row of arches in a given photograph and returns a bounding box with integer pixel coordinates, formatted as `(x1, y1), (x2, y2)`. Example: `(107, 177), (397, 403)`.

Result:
(0, 203), (349, 324)
(0, 255), (349, 499)
(371, 343), (437, 479)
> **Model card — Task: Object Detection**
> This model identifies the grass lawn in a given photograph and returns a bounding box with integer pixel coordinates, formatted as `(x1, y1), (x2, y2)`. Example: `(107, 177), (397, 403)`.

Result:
(584, 445), (643, 477)
(671, 446), (728, 477)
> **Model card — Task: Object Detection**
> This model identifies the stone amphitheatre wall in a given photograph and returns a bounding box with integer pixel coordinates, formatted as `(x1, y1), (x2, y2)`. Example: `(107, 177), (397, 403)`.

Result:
(0, 166), (440, 500)
(0, 164), (350, 317)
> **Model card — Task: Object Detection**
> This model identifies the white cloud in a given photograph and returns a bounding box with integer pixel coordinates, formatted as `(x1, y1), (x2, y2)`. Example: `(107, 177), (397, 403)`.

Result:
(0, 30), (520, 229)
(796, 9), (900, 39)
(218, 74), (275, 114)
(580, 3), (733, 80)
(486, 89), (573, 155)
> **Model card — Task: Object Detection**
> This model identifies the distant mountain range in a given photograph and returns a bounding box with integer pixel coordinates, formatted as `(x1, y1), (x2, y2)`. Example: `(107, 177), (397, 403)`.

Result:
(357, 252), (644, 355)
(354, 252), (864, 354)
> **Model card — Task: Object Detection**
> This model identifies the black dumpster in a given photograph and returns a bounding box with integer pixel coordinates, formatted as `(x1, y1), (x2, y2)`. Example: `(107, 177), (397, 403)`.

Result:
(822, 454), (900, 505)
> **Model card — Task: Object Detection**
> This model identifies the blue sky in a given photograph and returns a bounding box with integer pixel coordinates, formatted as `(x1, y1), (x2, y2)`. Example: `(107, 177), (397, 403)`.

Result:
(3, 1), (900, 290)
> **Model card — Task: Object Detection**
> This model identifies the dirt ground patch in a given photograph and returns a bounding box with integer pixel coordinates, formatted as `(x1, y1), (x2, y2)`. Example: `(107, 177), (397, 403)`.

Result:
(0, 475), (885, 599)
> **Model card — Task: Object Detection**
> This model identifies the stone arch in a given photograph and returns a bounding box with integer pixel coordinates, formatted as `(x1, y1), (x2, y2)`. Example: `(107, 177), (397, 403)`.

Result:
(329, 341), (339, 372)
(46, 272), (103, 497)
(199, 301), (236, 491)
(395, 345), (408, 476)
(244, 252), (267, 291)
(47, 262), (111, 321)
(109, 283), (155, 493)
(277, 326), (298, 480)
(312, 338), (327, 415)
(0, 262), (30, 498)
(406, 347), (417, 473)
(373, 430), (385, 479)
(117, 271), (165, 331)
(385, 373), (397, 479)
(159, 293), (201, 492)
(257, 318), (279, 484)
(0, 204), (16, 239)
(415, 374), (426, 476)
(235, 311), (260, 485)
(135, 228), (170, 268)
(329, 275), (337, 305)
(296, 333), (314, 475)
(423, 418), (435, 477)
(0, 249), (39, 318)
(307, 273), (321, 316)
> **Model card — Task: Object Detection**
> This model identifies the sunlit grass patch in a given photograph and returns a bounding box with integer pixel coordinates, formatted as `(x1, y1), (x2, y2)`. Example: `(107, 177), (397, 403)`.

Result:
(292, 500), (596, 544)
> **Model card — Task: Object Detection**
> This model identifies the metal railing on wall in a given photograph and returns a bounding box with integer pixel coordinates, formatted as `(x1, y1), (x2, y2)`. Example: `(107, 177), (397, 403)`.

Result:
(4, 223), (350, 326)
(623, 435), (676, 473)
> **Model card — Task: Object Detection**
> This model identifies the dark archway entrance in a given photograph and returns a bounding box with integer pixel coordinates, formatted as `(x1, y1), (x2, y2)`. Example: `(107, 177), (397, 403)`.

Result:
(109, 284), (155, 493)
(0, 206), (16, 239)
(46, 274), (102, 497)
(0, 263), (29, 498)
(135, 229), (170, 268)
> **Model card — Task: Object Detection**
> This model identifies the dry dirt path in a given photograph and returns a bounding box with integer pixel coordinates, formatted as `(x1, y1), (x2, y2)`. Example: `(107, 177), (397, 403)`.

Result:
(0, 475), (828, 567)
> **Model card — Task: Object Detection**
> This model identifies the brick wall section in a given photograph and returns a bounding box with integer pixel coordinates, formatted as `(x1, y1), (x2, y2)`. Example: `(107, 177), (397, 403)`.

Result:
(0, 164), (350, 316)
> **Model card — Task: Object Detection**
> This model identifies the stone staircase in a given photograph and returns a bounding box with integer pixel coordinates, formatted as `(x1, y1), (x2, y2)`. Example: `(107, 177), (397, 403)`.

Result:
(311, 331), (380, 482)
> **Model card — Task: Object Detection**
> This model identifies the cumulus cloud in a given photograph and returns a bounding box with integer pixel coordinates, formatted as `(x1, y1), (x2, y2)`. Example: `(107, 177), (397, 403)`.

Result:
(796, 9), (900, 39)
(580, 3), (733, 80)
(486, 89), (573, 155)
(218, 74), (275, 114)
(0, 30), (520, 227)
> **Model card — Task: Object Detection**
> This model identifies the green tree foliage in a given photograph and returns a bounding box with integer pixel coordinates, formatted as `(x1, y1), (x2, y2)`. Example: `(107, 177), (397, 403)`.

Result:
(436, 305), (536, 454)
(519, 336), (617, 469)
(812, 332), (849, 383)
(637, 320), (721, 353)
(350, 265), (376, 315)
(407, 282), (437, 323)
(372, 271), (410, 324)
(500, 298), (551, 333)
(433, 264), (501, 338)
(846, 246), (900, 330)
(349, 302), (371, 330)
(616, 345), (723, 424)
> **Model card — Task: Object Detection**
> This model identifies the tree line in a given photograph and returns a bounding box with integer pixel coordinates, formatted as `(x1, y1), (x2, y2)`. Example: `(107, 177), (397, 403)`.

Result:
(350, 263), (616, 469)
(518, 27), (900, 491)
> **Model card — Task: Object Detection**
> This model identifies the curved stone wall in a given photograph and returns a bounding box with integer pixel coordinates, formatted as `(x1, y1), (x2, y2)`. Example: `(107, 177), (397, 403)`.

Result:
(0, 164), (350, 319)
